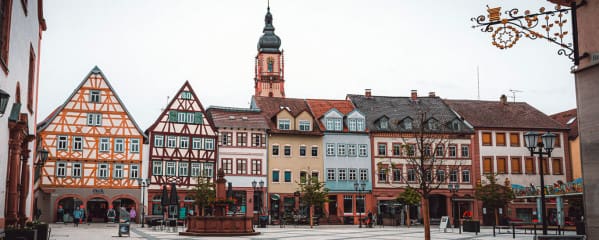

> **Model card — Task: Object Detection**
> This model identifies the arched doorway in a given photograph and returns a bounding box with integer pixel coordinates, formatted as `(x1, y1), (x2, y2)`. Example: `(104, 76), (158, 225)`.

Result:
(87, 197), (109, 222)
(112, 197), (136, 222)
(57, 197), (83, 223)
(428, 194), (448, 224)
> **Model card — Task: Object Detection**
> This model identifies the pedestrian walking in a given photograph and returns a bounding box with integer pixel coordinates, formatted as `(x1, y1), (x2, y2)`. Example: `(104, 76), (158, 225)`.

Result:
(107, 207), (116, 223)
(73, 207), (82, 227)
(57, 205), (64, 224)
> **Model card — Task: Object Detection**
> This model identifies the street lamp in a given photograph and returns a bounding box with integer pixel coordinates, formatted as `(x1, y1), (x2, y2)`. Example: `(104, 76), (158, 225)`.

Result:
(354, 181), (366, 228)
(136, 178), (150, 228)
(36, 148), (49, 167)
(524, 131), (556, 235)
(252, 179), (265, 225)
(448, 183), (461, 234)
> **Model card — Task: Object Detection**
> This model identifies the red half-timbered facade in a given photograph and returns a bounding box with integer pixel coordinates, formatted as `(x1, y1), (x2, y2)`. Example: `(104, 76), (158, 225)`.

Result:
(145, 81), (217, 217)
(35, 66), (146, 223)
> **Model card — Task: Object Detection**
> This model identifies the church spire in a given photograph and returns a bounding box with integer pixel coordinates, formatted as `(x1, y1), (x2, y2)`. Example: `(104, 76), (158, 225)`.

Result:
(257, 4), (281, 53)
(254, 4), (285, 98)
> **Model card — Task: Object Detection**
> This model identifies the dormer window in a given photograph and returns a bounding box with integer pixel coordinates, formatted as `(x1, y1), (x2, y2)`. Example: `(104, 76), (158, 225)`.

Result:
(427, 119), (438, 130)
(379, 118), (389, 129)
(401, 118), (413, 130)
(451, 119), (461, 131)
(348, 118), (365, 131)
(325, 118), (342, 131)
(278, 119), (290, 130)
(299, 120), (311, 131)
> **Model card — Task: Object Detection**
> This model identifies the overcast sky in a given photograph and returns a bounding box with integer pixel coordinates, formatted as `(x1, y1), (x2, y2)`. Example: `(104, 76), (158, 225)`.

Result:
(38, 0), (576, 130)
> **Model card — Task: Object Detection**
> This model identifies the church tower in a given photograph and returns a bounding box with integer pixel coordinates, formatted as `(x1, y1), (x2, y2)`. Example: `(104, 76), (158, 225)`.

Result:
(254, 6), (285, 98)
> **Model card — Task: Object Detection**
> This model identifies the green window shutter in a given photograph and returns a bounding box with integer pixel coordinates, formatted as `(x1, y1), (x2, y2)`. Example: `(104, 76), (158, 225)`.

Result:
(169, 110), (178, 122)
(194, 112), (203, 124)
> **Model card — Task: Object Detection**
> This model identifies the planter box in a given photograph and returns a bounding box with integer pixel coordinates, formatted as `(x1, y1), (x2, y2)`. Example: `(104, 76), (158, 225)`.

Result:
(6, 228), (38, 240)
(34, 223), (50, 240)
(463, 220), (480, 233)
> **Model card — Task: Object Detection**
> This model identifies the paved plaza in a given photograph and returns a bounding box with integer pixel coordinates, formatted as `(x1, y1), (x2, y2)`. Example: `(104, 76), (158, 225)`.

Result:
(46, 223), (580, 240)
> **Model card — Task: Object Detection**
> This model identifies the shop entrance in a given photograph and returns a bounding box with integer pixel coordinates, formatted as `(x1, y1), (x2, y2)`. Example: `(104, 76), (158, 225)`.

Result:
(57, 197), (83, 223)
(87, 197), (109, 222)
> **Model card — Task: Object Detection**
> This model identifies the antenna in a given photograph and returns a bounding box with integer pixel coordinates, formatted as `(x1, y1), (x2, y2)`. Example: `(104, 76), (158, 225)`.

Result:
(508, 89), (522, 103)
(477, 66), (480, 100)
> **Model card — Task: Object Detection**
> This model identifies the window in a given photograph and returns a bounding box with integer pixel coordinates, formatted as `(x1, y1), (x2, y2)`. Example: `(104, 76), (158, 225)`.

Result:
(449, 169), (458, 182)
(57, 136), (68, 150)
(73, 136), (83, 151)
(425, 170), (432, 183)
(344, 195), (354, 213)
(554, 133), (561, 148)
(462, 170), (470, 183)
(278, 119), (290, 130)
(378, 168), (387, 182)
(272, 145), (279, 156)
(435, 145), (444, 157)
(406, 144), (416, 156)
(178, 162), (188, 176)
(510, 133), (520, 147)
(130, 139), (140, 153)
(181, 91), (192, 100)
(423, 145), (432, 157)
(236, 159), (247, 174)
(251, 133), (264, 147)
(166, 162), (176, 176)
(348, 168), (357, 181)
(284, 171), (292, 182)
(327, 169), (336, 181)
(402, 118), (413, 130)
(284, 146), (291, 156)
(251, 159), (261, 175)
(359, 144), (368, 157)
(152, 161), (163, 175)
(356, 195), (365, 213)
(461, 145), (469, 157)
(326, 118), (342, 131)
(87, 113), (102, 126)
(326, 143), (335, 156)
(98, 163), (109, 178)
(203, 162), (214, 177)
(300, 171), (307, 184)
(100, 138), (110, 152)
(360, 169), (368, 181)
(483, 157), (493, 174)
(541, 158), (549, 174)
(299, 120), (311, 131)
(236, 132), (248, 146)
(219, 132), (232, 146)
(72, 163), (81, 178)
(0, 0), (12, 72)
(393, 168), (402, 182)
(179, 136), (189, 149)
(272, 170), (280, 182)
(448, 145), (457, 157)
(482, 132), (492, 146)
(222, 159), (233, 174)
(114, 138), (124, 152)
(312, 171), (319, 181)
(377, 143), (387, 156)
(338, 168), (347, 181)
(192, 138), (203, 149)
(154, 135), (164, 147)
(177, 111), (187, 123)
(552, 158), (563, 174)
(204, 139), (214, 150)
(167, 136), (176, 148)
(511, 157), (522, 174)
(379, 118), (388, 129)
(114, 164), (124, 179)
(311, 146), (318, 157)
(525, 158), (535, 174)
(348, 118), (357, 131)
(407, 169), (416, 182)
(437, 170), (445, 182)
(351, 118), (365, 131)
(191, 163), (200, 177)
(299, 146), (306, 156)
(496, 132), (506, 146)
(90, 90), (101, 103)
(267, 57), (274, 72)
(334, 118), (342, 131)
(337, 144), (346, 156)
(57, 162), (66, 177)
(451, 120), (461, 131)
(26, 46), (35, 112)
(130, 164), (139, 178)
(392, 143), (401, 156)
(497, 157), (507, 174)
(347, 144), (357, 157)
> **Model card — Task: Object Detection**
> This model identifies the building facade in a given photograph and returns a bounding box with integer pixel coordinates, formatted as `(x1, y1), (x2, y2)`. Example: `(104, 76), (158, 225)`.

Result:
(36, 67), (146, 223)
(206, 106), (269, 218)
(551, 109), (581, 180)
(446, 96), (571, 225)
(145, 81), (217, 218)
(0, 0), (46, 231)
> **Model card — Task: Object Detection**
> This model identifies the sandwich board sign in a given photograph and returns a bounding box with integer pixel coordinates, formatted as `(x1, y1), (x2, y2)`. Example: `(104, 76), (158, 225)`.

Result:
(439, 216), (449, 232)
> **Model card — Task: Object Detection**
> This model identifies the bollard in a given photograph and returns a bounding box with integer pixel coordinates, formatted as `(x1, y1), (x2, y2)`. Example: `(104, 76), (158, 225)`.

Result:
(493, 225), (496, 237)
(512, 224), (516, 239)
(534, 224), (537, 236)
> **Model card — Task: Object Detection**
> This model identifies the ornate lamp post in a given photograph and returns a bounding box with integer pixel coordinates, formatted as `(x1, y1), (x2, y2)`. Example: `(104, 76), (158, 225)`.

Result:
(448, 183), (461, 234)
(524, 131), (556, 235)
(354, 181), (366, 228)
(0, 89), (9, 117)
(136, 178), (150, 227)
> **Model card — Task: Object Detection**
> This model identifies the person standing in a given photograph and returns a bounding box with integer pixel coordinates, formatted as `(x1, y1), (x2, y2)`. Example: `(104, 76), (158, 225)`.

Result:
(129, 206), (137, 223)
(107, 207), (116, 223)
(73, 207), (82, 227)
(57, 205), (64, 223)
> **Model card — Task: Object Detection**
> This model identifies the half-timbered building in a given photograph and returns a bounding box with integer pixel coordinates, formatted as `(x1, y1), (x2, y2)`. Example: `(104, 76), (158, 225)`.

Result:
(35, 67), (146, 223)
(145, 81), (217, 218)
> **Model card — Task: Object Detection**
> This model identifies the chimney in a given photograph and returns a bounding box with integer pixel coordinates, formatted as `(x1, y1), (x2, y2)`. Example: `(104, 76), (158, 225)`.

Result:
(411, 90), (418, 101)
(500, 94), (508, 105)
(428, 92), (436, 97)
(365, 89), (372, 98)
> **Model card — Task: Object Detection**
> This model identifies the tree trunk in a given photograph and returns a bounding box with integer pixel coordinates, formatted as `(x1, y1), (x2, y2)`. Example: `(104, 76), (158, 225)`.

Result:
(423, 198), (431, 240)
(407, 206), (411, 228)
(309, 205), (314, 228)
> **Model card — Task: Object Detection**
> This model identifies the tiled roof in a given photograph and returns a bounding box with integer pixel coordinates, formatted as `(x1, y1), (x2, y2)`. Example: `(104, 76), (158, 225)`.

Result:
(206, 106), (269, 130)
(252, 96), (322, 135)
(444, 99), (567, 130)
(306, 99), (356, 131)
(550, 108), (577, 139)
(348, 94), (472, 134)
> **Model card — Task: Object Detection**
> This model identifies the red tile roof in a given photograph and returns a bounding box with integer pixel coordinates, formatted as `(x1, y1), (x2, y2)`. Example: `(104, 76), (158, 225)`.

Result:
(550, 108), (577, 139)
(444, 99), (567, 130)
(252, 96), (322, 135)
(206, 107), (269, 130)
(306, 99), (355, 131)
